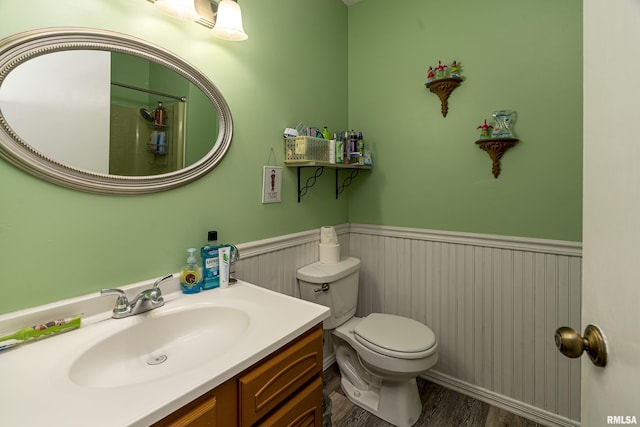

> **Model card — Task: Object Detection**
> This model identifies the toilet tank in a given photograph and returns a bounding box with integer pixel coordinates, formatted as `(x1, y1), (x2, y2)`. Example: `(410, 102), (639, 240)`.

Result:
(296, 257), (360, 330)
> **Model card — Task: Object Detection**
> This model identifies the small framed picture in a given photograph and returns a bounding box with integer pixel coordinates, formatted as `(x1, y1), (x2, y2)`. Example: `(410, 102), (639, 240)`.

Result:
(261, 166), (282, 203)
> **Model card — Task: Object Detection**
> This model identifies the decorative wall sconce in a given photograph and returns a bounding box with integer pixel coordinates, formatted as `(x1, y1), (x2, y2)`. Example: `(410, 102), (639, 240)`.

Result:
(148, 0), (248, 41)
(475, 111), (519, 178)
(424, 60), (462, 117)
(211, 0), (248, 41)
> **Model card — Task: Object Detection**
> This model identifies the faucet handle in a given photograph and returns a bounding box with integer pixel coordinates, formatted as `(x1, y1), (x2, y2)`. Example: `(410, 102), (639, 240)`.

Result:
(228, 245), (240, 283)
(153, 274), (174, 290)
(147, 274), (173, 303)
(101, 288), (130, 315)
(229, 245), (240, 264)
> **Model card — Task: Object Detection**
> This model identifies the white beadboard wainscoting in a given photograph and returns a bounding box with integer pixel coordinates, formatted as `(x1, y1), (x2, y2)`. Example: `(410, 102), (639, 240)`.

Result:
(234, 224), (582, 427)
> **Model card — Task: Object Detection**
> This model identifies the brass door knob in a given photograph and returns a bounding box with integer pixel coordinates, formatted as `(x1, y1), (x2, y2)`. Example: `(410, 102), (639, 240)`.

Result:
(554, 324), (607, 367)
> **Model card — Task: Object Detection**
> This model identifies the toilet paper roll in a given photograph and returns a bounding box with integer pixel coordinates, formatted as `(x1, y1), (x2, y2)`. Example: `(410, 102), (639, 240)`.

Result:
(320, 226), (339, 245)
(319, 243), (340, 264)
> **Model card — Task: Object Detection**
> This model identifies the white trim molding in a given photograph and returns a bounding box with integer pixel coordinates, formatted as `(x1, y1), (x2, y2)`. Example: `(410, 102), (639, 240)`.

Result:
(235, 223), (350, 259)
(349, 223), (582, 256)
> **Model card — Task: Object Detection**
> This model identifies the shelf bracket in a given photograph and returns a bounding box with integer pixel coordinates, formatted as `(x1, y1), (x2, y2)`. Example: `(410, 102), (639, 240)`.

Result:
(336, 168), (360, 199)
(425, 77), (462, 117)
(297, 166), (325, 202)
(475, 138), (519, 178)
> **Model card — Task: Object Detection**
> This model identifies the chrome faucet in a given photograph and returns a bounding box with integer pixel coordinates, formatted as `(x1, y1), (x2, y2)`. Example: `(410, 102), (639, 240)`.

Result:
(229, 244), (240, 283)
(101, 274), (173, 319)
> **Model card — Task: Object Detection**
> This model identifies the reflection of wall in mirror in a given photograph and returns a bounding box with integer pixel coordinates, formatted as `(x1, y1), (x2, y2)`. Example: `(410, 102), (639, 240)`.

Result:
(0, 50), (111, 172)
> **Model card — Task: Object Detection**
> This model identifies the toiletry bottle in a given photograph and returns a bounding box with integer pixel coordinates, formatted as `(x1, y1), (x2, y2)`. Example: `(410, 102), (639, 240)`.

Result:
(343, 131), (350, 163)
(357, 131), (365, 165)
(336, 133), (344, 164)
(349, 130), (358, 163)
(149, 130), (158, 153)
(180, 248), (202, 294)
(322, 126), (331, 140)
(157, 131), (166, 155)
(154, 101), (166, 127)
(218, 246), (231, 288)
(201, 231), (223, 290)
(329, 132), (337, 164)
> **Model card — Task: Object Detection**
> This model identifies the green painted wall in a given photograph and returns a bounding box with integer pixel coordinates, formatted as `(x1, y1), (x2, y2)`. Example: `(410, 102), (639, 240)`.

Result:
(346, 0), (583, 241)
(0, 0), (582, 314)
(0, 0), (349, 313)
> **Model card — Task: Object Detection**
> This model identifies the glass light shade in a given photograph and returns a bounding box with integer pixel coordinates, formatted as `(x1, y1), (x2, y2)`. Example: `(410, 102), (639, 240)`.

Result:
(155, 0), (200, 22)
(211, 0), (248, 41)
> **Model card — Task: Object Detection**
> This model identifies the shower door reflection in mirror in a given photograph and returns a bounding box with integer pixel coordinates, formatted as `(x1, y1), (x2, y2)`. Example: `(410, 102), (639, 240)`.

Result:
(109, 52), (188, 176)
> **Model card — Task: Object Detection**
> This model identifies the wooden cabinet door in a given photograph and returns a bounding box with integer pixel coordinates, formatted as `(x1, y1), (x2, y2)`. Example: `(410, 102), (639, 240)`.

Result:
(152, 379), (237, 427)
(256, 376), (323, 427)
(239, 326), (323, 426)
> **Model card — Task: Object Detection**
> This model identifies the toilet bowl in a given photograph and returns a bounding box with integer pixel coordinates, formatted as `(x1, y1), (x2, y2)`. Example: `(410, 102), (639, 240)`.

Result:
(297, 257), (438, 427)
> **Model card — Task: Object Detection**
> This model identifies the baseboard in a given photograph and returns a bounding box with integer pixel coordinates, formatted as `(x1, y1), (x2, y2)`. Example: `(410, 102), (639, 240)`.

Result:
(421, 370), (580, 427)
(323, 353), (336, 371)
(324, 352), (579, 427)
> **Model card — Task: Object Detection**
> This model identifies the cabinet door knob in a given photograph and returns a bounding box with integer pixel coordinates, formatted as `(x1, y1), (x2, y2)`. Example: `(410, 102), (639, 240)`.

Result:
(555, 324), (607, 367)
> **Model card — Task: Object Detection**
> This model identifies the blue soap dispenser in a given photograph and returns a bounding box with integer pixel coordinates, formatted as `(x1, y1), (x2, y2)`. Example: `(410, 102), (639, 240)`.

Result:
(180, 248), (202, 294)
(201, 231), (223, 290)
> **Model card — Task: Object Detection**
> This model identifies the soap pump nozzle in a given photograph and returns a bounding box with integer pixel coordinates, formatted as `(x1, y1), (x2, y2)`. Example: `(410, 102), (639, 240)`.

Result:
(186, 247), (197, 266)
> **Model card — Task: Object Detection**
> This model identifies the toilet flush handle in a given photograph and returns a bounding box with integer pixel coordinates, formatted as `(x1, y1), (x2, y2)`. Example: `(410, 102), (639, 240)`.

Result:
(314, 283), (330, 293)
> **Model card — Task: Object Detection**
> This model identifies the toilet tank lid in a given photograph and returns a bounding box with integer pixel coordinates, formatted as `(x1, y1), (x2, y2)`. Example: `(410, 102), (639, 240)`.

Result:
(296, 257), (360, 283)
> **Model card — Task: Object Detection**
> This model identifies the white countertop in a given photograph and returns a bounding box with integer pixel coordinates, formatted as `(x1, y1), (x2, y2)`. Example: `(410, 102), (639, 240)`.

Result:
(0, 279), (329, 427)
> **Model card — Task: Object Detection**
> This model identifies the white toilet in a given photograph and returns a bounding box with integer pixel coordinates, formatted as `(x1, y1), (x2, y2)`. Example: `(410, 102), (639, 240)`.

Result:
(297, 257), (438, 427)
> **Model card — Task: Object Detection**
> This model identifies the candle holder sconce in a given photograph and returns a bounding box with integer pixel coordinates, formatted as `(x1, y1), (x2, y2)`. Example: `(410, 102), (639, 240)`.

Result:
(424, 60), (463, 117)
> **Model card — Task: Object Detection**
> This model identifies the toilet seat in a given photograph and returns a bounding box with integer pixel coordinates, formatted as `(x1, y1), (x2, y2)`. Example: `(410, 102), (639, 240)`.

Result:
(354, 313), (437, 360)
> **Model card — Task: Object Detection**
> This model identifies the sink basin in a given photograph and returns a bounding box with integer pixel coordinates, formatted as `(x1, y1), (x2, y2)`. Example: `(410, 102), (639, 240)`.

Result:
(69, 305), (250, 388)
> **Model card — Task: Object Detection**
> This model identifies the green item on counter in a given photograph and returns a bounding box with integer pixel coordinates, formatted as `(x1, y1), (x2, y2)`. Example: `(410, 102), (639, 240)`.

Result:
(0, 315), (81, 350)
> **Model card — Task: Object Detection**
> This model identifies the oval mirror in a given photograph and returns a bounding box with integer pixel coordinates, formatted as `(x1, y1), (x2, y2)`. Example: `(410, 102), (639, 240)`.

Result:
(0, 27), (233, 194)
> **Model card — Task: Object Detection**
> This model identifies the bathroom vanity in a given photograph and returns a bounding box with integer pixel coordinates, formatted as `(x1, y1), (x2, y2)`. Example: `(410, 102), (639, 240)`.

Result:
(153, 324), (323, 426)
(0, 279), (329, 427)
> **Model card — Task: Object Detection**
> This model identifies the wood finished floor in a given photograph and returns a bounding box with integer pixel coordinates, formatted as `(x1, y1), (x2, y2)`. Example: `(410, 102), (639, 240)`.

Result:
(323, 363), (545, 427)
